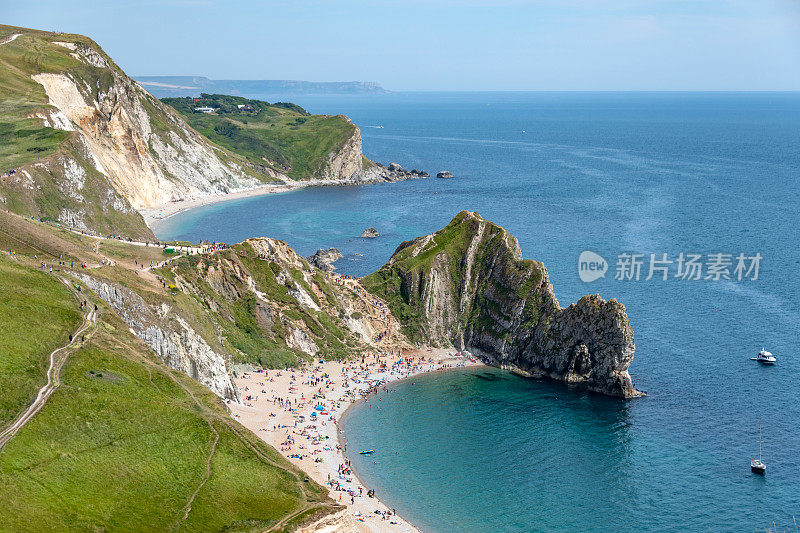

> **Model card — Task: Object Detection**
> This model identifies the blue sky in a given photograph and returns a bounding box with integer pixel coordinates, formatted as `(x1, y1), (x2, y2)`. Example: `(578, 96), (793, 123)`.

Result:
(3, 0), (800, 90)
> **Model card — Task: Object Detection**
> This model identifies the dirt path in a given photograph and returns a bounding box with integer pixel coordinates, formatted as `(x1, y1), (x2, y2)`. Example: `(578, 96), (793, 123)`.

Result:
(91, 238), (114, 267)
(0, 33), (20, 46)
(0, 287), (96, 451)
(173, 421), (220, 528)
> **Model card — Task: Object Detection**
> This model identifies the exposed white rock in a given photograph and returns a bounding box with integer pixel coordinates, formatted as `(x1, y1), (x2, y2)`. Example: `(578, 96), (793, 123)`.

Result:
(286, 325), (319, 356)
(60, 157), (86, 199)
(58, 207), (90, 231)
(343, 314), (374, 344)
(74, 274), (240, 401)
(321, 121), (363, 181)
(289, 283), (321, 311)
(31, 69), (263, 212)
(52, 41), (77, 50)
(35, 107), (75, 131)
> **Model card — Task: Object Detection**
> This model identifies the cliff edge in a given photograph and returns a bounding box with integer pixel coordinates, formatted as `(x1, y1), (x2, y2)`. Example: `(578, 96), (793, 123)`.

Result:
(363, 211), (640, 398)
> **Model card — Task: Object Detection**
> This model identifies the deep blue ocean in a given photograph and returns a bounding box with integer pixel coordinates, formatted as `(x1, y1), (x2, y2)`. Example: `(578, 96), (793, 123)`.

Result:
(157, 92), (800, 531)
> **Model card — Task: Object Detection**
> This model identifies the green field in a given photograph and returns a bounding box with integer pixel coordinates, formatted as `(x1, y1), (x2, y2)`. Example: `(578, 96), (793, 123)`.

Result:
(162, 94), (356, 179)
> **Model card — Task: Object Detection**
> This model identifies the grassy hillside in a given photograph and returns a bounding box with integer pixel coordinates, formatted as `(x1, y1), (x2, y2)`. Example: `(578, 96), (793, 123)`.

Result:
(0, 313), (336, 531)
(0, 255), (81, 428)
(0, 219), (339, 531)
(0, 27), (82, 170)
(0, 208), (374, 382)
(0, 25), (153, 238)
(162, 94), (357, 179)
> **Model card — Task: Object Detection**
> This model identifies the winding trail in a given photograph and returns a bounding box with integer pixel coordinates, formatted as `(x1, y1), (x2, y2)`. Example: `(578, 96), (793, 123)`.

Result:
(91, 238), (114, 267)
(0, 33), (21, 46)
(174, 421), (220, 528)
(0, 284), (96, 452)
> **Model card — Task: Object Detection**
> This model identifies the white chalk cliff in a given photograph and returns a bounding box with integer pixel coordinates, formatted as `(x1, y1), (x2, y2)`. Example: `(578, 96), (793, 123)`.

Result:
(31, 43), (269, 211)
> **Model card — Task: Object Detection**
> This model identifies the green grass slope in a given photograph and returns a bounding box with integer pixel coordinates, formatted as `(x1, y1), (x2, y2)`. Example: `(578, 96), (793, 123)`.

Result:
(0, 26), (77, 171)
(0, 258), (338, 531)
(0, 255), (81, 428)
(162, 94), (356, 179)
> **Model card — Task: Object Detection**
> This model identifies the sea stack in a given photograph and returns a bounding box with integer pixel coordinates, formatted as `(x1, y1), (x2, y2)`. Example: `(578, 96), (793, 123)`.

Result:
(363, 211), (640, 398)
(361, 227), (380, 238)
(436, 171), (454, 179)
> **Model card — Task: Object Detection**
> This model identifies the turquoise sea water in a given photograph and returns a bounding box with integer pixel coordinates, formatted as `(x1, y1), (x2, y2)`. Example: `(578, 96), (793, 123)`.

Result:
(157, 92), (800, 531)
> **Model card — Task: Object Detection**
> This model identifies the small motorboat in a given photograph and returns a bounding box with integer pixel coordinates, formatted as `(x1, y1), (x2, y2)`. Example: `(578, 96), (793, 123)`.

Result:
(751, 420), (766, 476)
(750, 349), (776, 365)
(359, 450), (374, 455)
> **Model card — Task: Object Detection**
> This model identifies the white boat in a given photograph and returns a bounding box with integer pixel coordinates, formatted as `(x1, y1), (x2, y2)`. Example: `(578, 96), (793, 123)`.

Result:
(751, 421), (766, 475)
(750, 348), (776, 364)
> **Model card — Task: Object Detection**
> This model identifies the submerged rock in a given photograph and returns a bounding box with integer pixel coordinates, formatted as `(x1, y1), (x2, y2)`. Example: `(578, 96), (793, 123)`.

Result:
(361, 227), (380, 238)
(363, 211), (641, 398)
(306, 248), (343, 271)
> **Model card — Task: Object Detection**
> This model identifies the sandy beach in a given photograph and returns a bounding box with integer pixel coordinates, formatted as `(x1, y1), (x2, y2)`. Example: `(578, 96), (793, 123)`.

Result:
(140, 175), (403, 232)
(229, 349), (481, 532)
(140, 181), (298, 229)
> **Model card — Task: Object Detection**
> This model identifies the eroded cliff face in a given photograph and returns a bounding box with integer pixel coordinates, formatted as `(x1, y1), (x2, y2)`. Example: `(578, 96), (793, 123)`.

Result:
(164, 237), (403, 365)
(321, 119), (363, 181)
(31, 47), (269, 211)
(74, 273), (240, 401)
(363, 211), (640, 398)
(315, 122), (426, 185)
(73, 235), (407, 402)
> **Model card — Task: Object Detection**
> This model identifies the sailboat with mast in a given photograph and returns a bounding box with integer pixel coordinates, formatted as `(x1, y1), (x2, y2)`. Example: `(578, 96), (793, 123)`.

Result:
(750, 420), (766, 475)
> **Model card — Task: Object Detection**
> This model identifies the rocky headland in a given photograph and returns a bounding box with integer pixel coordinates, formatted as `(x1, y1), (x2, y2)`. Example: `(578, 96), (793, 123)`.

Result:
(363, 211), (640, 398)
(306, 247), (343, 271)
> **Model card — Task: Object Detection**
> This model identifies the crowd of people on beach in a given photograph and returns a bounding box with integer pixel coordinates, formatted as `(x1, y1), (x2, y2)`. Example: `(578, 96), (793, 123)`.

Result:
(231, 347), (476, 531)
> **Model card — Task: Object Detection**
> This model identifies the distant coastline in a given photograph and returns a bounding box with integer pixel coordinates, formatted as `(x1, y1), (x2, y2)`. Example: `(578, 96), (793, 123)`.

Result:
(136, 76), (390, 98)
